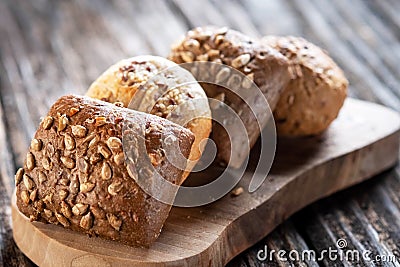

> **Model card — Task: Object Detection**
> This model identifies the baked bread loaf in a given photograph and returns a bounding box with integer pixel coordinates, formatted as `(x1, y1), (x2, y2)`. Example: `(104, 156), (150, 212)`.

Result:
(15, 95), (195, 247)
(86, 55), (211, 179)
(169, 26), (291, 167)
(262, 36), (348, 136)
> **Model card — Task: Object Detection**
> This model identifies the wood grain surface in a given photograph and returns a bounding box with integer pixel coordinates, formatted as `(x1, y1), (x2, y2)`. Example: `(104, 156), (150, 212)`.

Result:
(1, 0), (400, 266)
(11, 99), (400, 266)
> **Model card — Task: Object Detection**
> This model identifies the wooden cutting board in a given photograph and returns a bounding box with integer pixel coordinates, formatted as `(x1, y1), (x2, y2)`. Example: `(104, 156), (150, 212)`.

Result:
(11, 98), (400, 267)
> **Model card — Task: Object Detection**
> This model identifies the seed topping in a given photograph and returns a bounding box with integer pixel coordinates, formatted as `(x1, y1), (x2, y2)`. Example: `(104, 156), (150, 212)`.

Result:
(71, 125), (87, 138)
(231, 54), (251, 68)
(30, 139), (42, 151)
(26, 152), (35, 170)
(42, 116), (54, 130)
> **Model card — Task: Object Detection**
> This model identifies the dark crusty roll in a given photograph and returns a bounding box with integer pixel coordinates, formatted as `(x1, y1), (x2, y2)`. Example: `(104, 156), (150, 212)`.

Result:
(262, 36), (348, 136)
(169, 26), (291, 167)
(15, 95), (194, 247)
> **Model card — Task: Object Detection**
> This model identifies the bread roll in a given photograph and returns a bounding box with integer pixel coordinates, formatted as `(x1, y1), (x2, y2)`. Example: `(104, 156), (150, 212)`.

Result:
(262, 36), (348, 136)
(86, 56), (211, 179)
(169, 26), (291, 167)
(15, 95), (195, 247)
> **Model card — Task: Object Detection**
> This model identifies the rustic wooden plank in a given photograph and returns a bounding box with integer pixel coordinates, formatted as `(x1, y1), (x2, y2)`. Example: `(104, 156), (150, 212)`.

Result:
(0, 0), (41, 164)
(0, 78), (16, 198)
(207, 0), (260, 38)
(171, 0), (228, 28)
(78, 0), (152, 58)
(365, 0), (400, 40)
(337, 0), (400, 83)
(113, 0), (188, 56)
(0, 178), (35, 267)
(288, 0), (400, 109)
(238, 0), (303, 36)
(312, 0), (400, 99)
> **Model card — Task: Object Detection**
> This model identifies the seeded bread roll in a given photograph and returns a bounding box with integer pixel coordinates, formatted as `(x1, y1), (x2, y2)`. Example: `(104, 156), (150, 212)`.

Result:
(262, 36), (348, 136)
(15, 95), (194, 247)
(169, 26), (291, 167)
(86, 56), (211, 179)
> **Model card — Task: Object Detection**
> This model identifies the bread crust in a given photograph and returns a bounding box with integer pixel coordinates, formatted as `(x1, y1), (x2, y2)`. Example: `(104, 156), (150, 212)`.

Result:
(15, 95), (194, 247)
(262, 36), (348, 136)
(169, 26), (291, 167)
(86, 56), (211, 179)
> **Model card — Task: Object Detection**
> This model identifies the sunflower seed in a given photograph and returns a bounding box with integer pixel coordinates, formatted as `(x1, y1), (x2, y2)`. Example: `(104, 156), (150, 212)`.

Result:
(43, 194), (53, 204)
(26, 152), (35, 170)
(42, 116), (54, 130)
(15, 168), (24, 185)
(114, 153), (125, 165)
(72, 203), (89, 216)
(80, 212), (93, 230)
(207, 49), (220, 58)
(98, 145), (112, 159)
(38, 171), (47, 184)
(42, 157), (51, 171)
(43, 209), (53, 218)
(23, 174), (35, 191)
(108, 181), (123, 195)
(71, 125), (87, 138)
(183, 39), (200, 50)
(58, 114), (68, 131)
(29, 189), (38, 201)
(59, 189), (69, 201)
(88, 136), (98, 148)
(101, 162), (112, 180)
(107, 213), (122, 231)
(64, 133), (75, 150)
(196, 54), (209, 61)
(82, 133), (96, 145)
(80, 182), (95, 193)
(107, 137), (122, 150)
(61, 156), (75, 169)
(231, 54), (251, 68)
(69, 107), (79, 116)
(21, 190), (30, 205)
(180, 51), (194, 63)
(196, 30), (212, 41)
(61, 201), (72, 218)
(30, 139), (42, 151)
(55, 213), (70, 227)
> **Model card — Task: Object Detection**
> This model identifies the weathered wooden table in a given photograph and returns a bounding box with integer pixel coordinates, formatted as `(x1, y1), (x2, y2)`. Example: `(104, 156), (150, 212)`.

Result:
(1, 0), (399, 266)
